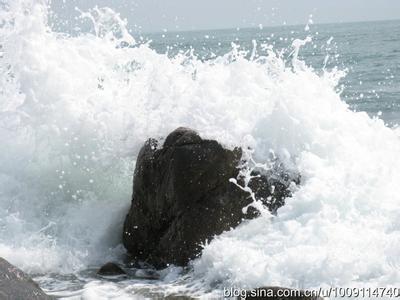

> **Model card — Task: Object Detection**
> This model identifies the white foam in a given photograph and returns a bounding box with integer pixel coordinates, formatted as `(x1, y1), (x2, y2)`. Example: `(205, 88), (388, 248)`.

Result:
(1, 0), (399, 296)
(192, 58), (400, 289)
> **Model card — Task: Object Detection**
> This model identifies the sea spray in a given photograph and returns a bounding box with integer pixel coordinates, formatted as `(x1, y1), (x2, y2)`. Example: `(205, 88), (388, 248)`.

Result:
(0, 0), (399, 297)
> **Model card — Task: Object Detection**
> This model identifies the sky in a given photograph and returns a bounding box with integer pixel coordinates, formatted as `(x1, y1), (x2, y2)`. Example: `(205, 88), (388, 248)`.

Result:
(51, 0), (400, 32)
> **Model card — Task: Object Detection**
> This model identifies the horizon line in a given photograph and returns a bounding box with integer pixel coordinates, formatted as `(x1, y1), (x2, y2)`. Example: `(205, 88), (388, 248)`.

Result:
(139, 17), (400, 35)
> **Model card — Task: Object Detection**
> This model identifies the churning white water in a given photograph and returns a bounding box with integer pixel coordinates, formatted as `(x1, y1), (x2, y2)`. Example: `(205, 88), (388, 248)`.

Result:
(1, 0), (400, 298)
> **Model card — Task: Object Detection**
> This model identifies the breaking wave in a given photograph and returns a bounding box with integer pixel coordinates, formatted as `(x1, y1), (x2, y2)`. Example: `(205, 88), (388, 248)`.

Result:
(0, 0), (399, 296)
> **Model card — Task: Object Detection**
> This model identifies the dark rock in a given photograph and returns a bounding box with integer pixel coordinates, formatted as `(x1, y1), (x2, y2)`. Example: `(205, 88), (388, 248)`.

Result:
(97, 262), (126, 276)
(123, 127), (294, 267)
(240, 287), (322, 299)
(0, 257), (53, 300)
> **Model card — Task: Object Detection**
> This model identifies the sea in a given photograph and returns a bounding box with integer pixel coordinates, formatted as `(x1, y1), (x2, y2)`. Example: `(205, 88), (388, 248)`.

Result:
(1, 0), (400, 299)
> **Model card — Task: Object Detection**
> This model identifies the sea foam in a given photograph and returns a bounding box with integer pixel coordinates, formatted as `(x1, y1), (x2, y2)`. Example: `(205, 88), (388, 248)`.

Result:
(0, 0), (399, 296)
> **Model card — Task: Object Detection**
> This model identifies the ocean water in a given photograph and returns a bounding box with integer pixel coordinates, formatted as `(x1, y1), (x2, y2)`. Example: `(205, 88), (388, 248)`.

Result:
(1, 0), (400, 299)
(145, 20), (400, 126)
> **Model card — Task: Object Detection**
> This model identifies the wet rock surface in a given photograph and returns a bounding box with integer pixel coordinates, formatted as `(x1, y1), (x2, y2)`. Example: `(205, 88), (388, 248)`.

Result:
(0, 257), (53, 300)
(97, 262), (127, 276)
(123, 127), (294, 267)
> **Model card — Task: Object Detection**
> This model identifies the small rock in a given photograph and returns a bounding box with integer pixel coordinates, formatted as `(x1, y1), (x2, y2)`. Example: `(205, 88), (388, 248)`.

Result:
(97, 262), (126, 276)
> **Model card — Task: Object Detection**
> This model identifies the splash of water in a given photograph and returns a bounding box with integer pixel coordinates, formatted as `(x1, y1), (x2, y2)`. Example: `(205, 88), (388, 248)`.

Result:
(1, 1), (400, 296)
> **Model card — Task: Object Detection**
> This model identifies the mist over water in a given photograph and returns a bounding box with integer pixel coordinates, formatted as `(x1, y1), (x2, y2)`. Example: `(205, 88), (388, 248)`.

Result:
(1, 0), (400, 298)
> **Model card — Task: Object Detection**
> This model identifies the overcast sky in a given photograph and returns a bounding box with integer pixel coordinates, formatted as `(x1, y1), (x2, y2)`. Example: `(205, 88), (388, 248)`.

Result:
(51, 0), (400, 32)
